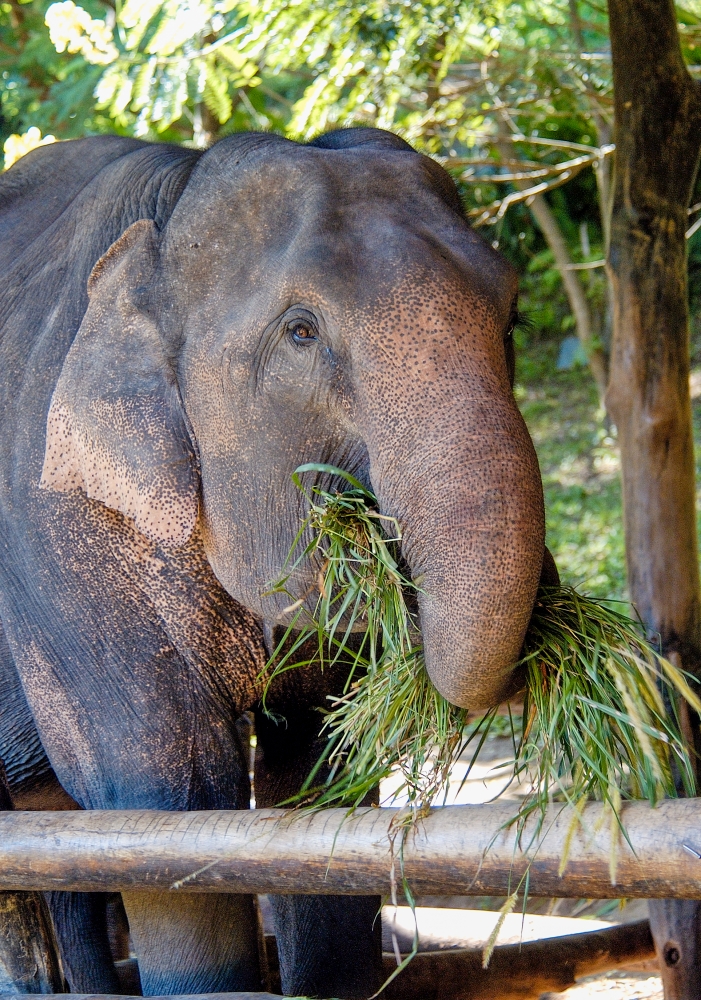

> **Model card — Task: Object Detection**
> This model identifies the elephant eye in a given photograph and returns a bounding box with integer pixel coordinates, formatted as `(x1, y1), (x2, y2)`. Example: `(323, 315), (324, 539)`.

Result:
(289, 321), (317, 345)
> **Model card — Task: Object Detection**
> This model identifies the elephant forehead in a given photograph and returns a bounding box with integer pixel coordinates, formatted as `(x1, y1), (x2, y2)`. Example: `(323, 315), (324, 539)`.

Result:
(170, 139), (447, 221)
(161, 140), (514, 292)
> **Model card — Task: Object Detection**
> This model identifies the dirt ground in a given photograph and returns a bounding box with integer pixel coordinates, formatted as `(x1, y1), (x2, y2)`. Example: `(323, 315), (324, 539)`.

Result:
(543, 970), (662, 1000)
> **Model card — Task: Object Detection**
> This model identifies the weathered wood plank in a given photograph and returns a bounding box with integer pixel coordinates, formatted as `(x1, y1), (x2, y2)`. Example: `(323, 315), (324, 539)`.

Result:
(0, 762), (64, 994)
(0, 801), (700, 898)
(0, 892), (64, 994)
(265, 920), (656, 999)
(382, 919), (656, 1000)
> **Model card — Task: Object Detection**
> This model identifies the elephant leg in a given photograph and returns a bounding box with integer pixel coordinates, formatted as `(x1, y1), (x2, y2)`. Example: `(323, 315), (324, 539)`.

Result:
(45, 892), (121, 994)
(1, 617), (116, 994)
(266, 895), (382, 1000)
(649, 899), (701, 1000)
(117, 709), (262, 996)
(0, 600), (262, 995)
(106, 894), (131, 962)
(0, 764), (64, 995)
(122, 893), (260, 997)
(254, 708), (383, 1000)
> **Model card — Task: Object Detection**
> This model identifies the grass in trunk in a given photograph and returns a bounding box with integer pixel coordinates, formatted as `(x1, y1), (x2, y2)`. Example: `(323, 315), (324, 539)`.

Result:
(264, 464), (701, 828)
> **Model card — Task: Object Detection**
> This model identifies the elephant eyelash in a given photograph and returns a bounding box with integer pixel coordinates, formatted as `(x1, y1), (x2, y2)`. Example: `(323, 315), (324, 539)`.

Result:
(511, 309), (532, 333)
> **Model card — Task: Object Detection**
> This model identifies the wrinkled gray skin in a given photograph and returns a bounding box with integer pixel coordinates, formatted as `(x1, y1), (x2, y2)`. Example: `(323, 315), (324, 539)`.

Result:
(0, 127), (547, 998)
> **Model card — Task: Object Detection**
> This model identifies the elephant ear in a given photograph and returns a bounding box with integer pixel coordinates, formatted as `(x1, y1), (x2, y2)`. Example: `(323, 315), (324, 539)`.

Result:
(40, 219), (199, 546)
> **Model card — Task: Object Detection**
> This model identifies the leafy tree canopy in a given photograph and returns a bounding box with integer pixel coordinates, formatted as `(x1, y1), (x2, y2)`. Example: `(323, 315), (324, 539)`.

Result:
(3, 0), (701, 357)
(1, 0), (615, 152)
(0, 0), (617, 244)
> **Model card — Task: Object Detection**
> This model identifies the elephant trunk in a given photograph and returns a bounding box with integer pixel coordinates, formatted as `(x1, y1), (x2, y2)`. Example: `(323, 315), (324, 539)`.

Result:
(371, 387), (545, 711)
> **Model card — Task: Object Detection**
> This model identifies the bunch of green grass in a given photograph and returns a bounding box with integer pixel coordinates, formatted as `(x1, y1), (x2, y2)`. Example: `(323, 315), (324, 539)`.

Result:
(264, 464), (701, 829)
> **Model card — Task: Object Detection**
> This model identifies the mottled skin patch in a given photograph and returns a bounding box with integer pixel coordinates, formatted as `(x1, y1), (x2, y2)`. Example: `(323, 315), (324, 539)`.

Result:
(0, 127), (545, 998)
(41, 221), (200, 546)
(350, 275), (543, 707)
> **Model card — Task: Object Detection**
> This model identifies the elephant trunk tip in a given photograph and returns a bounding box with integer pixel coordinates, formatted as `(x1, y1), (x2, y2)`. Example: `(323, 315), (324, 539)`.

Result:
(417, 569), (541, 711)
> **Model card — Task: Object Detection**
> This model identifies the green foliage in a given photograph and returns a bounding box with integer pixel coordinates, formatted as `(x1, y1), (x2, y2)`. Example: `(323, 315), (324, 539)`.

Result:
(264, 463), (467, 810)
(515, 338), (627, 596)
(0, 0), (624, 329)
(2, 1), (611, 145)
(1, 0), (617, 336)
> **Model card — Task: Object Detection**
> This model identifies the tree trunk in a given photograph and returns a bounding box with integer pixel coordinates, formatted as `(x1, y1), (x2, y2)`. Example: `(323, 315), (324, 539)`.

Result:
(606, 1), (701, 996)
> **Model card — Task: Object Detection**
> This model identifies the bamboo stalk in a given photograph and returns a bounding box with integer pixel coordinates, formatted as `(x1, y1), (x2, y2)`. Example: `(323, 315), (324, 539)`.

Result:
(0, 801), (700, 898)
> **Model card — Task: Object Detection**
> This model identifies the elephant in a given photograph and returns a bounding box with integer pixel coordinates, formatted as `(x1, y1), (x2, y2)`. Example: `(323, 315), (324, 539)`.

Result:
(0, 126), (547, 999)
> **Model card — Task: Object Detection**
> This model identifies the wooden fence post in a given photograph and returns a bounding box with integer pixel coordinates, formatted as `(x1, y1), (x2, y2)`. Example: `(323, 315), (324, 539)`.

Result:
(0, 764), (64, 994)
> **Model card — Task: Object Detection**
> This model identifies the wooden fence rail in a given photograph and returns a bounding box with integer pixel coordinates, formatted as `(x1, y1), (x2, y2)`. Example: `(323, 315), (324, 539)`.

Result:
(1, 800), (701, 898)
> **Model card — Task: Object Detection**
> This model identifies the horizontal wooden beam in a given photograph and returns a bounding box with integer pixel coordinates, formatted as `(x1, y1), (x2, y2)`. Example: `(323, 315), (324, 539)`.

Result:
(0, 800), (700, 897)
(381, 919), (656, 1000)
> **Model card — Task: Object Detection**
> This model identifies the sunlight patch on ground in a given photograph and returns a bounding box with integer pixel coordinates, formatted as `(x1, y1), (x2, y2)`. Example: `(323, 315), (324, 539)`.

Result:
(380, 754), (523, 805)
(384, 905), (614, 951)
(380, 736), (526, 806)
(544, 971), (662, 1000)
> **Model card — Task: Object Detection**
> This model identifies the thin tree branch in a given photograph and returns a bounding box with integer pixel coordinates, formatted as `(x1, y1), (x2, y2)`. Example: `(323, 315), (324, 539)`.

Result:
(468, 147), (614, 225)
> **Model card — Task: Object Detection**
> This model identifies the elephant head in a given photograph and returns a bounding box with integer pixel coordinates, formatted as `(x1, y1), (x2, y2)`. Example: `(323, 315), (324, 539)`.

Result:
(41, 128), (544, 711)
